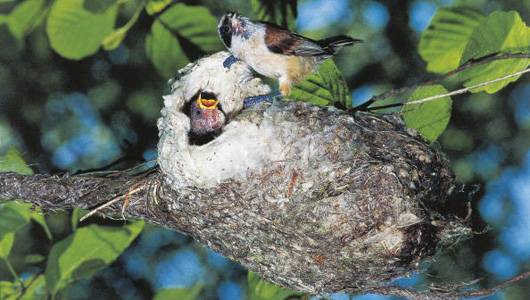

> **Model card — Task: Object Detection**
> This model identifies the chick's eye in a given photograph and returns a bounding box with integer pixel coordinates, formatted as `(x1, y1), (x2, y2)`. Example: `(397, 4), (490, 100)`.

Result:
(221, 25), (230, 34)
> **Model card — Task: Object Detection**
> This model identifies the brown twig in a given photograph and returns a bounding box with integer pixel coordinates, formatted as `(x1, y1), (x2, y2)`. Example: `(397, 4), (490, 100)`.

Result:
(459, 271), (530, 298)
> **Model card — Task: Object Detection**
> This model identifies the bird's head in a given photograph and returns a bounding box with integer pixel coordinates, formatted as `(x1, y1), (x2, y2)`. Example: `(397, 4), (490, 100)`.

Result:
(189, 91), (226, 140)
(218, 12), (253, 49)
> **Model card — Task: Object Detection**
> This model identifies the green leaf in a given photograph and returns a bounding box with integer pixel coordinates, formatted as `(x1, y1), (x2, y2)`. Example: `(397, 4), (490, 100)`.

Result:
(402, 85), (452, 142)
(158, 3), (222, 53)
(0, 203), (31, 236)
(24, 254), (46, 264)
(0, 232), (14, 258)
(145, 0), (172, 15)
(102, 27), (127, 50)
(418, 7), (484, 73)
(6, 0), (45, 41)
(247, 272), (304, 300)
(290, 59), (352, 108)
(45, 221), (144, 296)
(154, 284), (203, 300)
(0, 281), (19, 299)
(46, 0), (119, 59)
(83, 0), (117, 13)
(70, 208), (87, 231)
(102, 2), (143, 51)
(146, 19), (188, 78)
(31, 213), (52, 240)
(0, 147), (33, 175)
(0, 275), (47, 300)
(1, 201), (52, 240)
(146, 4), (221, 77)
(460, 11), (530, 93)
(251, 0), (297, 30)
(19, 275), (47, 300)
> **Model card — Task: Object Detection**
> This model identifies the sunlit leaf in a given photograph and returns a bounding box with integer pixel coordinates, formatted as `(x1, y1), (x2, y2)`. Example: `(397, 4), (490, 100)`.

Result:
(102, 27), (127, 50)
(0, 281), (19, 299)
(247, 272), (304, 300)
(45, 221), (144, 296)
(291, 59), (352, 108)
(158, 3), (222, 53)
(460, 11), (530, 93)
(418, 7), (484, 73)
(145, 19), (188, 78)
(403, 85), (452, 142)
(46, 0), (119, 59)
(0, 147), (33, 175)
(19, 275), (47, 300)
(145, 0), (172, 15)
(0, 232), (14, 258)
(154, 284), (203, 300)
(102, 2), (143, 51)
(251, 0), (297, 30)
(6, 0), (45, 41)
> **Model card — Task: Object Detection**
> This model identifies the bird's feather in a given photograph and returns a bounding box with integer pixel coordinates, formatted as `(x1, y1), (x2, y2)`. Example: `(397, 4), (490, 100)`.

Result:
(263, 22), (328, 56)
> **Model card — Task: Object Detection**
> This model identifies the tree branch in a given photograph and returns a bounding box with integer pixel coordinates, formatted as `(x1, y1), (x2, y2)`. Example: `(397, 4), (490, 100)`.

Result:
(0, 104), (467, 295)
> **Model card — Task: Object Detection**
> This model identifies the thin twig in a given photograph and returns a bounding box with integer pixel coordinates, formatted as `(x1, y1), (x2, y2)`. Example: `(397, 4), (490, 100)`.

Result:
(459, 271), (530, 298)
(2, 257), (20, 283)
(368, 66), (530, 111)
(79, 186), (143, 222)
(354, 52), (530, 111)
(368, 271), (530, 300)
(408, 67), (530, 105)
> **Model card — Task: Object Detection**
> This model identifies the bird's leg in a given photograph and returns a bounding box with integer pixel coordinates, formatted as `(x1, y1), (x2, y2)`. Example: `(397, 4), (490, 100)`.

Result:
(279, 77), (292, 96)
(243, 91), (282, 108)
(223, 55), (239, 69)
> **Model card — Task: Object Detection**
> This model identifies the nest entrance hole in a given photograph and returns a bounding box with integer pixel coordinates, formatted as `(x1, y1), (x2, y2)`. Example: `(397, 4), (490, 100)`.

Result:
(183, 91), (227, 146)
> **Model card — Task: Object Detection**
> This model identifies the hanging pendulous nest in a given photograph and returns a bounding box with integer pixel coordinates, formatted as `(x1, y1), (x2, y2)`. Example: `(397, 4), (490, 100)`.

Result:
(154, 51), (471, 293)
(0, 51), (472, 296)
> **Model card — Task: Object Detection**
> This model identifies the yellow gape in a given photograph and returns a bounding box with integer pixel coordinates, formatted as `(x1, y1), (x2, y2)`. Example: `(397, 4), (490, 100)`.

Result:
(197, 93), (219, 110)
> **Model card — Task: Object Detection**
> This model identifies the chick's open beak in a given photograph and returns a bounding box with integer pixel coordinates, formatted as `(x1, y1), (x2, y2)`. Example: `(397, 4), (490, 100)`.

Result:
(197, 97), (219, 110)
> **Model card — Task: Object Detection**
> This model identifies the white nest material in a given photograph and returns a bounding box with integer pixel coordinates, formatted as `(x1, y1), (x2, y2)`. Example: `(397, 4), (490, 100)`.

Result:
(158, 51), (278, 188)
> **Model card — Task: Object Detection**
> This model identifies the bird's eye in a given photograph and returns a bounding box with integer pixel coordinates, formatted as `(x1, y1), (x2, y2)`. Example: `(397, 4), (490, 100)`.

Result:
(195, 110), (201, 115)
(221, 25), (230, 34)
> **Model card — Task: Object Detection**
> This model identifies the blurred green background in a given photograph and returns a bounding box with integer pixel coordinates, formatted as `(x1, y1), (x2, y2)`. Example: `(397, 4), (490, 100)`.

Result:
(1, 0), (530, 299)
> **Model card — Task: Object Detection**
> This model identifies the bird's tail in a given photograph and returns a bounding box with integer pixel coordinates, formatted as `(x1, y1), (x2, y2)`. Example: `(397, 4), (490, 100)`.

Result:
(319, 35), (362, 55)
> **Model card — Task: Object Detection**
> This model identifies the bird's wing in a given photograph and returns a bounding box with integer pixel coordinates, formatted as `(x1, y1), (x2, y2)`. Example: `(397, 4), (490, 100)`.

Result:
(263, 23), (329, 56)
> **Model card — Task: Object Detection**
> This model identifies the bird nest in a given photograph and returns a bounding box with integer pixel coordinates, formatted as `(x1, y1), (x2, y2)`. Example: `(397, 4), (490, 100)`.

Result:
(156, 52), (471, 293)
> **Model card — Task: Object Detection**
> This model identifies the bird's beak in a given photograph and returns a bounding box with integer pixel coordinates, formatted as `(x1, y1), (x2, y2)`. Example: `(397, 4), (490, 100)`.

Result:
(197, 97), (219, 110)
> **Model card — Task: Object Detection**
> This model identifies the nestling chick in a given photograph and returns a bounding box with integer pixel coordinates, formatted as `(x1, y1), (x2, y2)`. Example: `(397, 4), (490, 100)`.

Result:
(218, 12), (361, 96)
(188, 91), (226, 144)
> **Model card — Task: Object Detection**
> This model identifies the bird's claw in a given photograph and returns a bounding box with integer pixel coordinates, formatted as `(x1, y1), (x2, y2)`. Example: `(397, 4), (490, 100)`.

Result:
(223, 55), (239, 69)
(243, 92), (282, 108)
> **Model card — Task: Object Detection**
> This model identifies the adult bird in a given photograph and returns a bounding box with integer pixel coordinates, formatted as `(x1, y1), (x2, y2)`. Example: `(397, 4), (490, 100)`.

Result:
(218, 12), (361, 96)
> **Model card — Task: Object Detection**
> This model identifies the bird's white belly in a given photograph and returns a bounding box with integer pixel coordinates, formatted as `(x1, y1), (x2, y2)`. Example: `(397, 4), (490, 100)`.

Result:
(232, 36), (288, 79)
